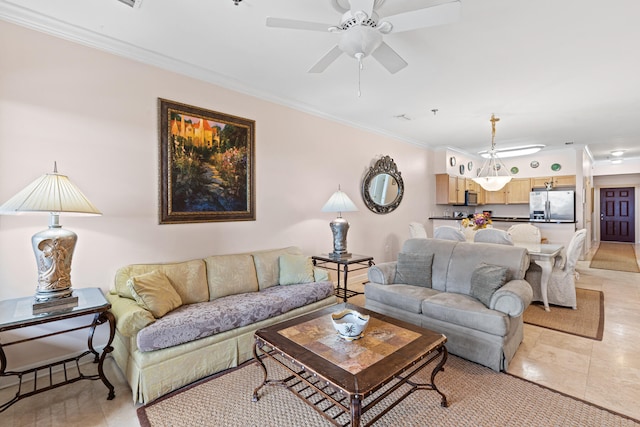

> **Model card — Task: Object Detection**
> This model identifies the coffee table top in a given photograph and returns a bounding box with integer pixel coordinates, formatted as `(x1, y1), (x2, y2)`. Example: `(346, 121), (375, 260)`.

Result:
(255, 303), (446, 395)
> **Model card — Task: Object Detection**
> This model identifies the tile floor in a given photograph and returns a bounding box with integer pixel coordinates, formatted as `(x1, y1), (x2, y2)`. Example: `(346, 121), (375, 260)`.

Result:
(1, 242), (639, 426)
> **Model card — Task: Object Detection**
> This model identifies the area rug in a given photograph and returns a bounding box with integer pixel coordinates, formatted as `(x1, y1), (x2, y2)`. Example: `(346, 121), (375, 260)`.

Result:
(590, 242), (640, 273)
(137, 354), (639, 427)
(523, 288), (604, 340)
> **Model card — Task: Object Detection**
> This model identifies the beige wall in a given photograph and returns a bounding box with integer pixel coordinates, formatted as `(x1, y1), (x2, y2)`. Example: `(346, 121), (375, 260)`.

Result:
(0, 21), (435, 368)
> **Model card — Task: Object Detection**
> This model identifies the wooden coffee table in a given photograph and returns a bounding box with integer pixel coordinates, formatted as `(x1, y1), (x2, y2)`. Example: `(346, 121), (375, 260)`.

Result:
(252, 304), (448, 427)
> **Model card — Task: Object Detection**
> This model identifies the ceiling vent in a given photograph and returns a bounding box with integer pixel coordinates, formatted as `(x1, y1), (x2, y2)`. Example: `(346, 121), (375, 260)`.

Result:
(117, 0), (143, 8)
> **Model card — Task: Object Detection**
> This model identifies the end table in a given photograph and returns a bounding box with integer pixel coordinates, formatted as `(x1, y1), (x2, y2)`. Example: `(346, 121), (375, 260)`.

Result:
(312, 254), (374, 302)
(0, 287), (115, 412)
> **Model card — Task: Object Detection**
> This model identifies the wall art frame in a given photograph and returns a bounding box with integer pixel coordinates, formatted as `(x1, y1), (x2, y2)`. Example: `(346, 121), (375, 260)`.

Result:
(159, 98), (255, 224)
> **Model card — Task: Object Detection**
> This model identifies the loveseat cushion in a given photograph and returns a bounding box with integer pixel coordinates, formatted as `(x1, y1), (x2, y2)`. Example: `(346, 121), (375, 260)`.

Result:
(421, 292), (510, 336)
(394, 252), (434, 287)
(114, 259), (209, 304)
(204, 254), (259, 300)
(365, 283), (440, 314)
(399, 239), (458, 292)
(470, 263), (510, 307)
(136, 281), (334, 352)
(444, 242), (529, 296)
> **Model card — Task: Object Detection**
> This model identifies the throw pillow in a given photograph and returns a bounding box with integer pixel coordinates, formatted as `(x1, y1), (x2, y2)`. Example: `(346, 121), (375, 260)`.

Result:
(127, 269), (182, 318)
(470, 263), (510, 307)
(394, 252), (434, 287)
(279, 254), (315, 285)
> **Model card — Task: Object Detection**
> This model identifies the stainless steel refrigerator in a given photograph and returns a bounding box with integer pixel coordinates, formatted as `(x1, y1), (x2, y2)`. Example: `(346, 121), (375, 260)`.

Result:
(529, 190), (575, 222)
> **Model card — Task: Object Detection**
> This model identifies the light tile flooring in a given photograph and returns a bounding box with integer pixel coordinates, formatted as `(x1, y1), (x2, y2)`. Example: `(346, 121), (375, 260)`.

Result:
(1, 242), (639, 426)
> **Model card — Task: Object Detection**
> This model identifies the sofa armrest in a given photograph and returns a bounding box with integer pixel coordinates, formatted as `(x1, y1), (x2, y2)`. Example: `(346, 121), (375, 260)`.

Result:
(367, 262), (397, 285)
(106, 293), (155, 337)
(489, 279), (533, 317)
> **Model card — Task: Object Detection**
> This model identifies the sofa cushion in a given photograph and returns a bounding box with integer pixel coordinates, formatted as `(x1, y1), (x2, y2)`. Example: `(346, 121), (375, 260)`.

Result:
(394, 252), (434, 287)
(204, 254), (259, 300)
(136, 281), (335, 352)
(252, 247), (303, 290)
(365, 283), (441, 314)
(421, 292), (510, 336)
(127, 270), (183, 318)
(279, 254), (315, 285)
(115, 259), (209, 304)
(470, 263), (510, 307)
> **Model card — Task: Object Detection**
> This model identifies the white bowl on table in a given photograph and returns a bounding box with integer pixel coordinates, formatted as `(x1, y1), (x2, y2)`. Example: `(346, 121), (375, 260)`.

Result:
(331, 309), (370, 341)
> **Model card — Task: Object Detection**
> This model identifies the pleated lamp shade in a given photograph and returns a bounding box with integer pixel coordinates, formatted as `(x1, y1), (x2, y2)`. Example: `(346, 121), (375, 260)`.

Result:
(0, 169), (101, 215)
(321, 189), (358, 217)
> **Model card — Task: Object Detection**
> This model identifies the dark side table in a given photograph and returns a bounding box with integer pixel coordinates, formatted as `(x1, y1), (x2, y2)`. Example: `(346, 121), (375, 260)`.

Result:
(0, 287), (115, 412)
(312, 254), (375, 302)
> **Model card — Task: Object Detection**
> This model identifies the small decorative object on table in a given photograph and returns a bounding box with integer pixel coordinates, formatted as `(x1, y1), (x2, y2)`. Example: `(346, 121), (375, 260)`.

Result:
(461, 213), (492, 230)
(331, 309), (370, 340)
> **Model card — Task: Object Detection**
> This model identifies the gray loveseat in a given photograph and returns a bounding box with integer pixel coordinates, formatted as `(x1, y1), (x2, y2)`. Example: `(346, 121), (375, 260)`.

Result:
(365, 238), (532, 371)
(106, 246), (336, 404)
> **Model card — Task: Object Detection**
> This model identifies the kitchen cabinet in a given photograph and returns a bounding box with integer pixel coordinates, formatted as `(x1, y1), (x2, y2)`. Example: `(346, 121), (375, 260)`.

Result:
(435, 174), (465, 204)
(531, 175), (576, 189)
(483, 178), (530, 205)
(506, 178), (531, 204)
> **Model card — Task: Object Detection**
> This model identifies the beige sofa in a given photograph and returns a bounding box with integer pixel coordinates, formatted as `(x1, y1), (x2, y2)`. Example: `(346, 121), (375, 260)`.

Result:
(106, 246), (336, 404)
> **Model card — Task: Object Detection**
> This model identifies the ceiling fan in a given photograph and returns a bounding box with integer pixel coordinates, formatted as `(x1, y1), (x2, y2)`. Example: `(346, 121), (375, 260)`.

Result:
(266, 0), (461, 74)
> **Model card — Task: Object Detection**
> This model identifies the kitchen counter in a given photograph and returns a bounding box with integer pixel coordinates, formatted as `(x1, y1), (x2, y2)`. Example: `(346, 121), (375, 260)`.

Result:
(429, 216), (576, 224)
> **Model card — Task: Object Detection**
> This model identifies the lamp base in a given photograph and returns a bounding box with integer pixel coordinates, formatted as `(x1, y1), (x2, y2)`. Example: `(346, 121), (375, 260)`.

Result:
(329, 217), (351, 259)
(32, 219), (76, 300)
(328, 251), (352, 260)
(32, 293), (79, 315)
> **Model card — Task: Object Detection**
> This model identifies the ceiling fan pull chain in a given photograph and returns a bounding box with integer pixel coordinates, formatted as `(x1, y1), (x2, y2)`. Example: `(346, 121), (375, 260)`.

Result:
(356, 52), (364, 97)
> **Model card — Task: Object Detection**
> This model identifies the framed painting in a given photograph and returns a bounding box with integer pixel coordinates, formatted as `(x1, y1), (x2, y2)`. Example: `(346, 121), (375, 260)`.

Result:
(159, 98), (255, 223)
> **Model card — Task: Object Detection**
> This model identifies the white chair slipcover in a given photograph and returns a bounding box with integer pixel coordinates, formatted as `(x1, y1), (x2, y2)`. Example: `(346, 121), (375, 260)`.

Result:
(507, 223), (542, 244)
(474, 228), (514, 245)
(409, 222), (428, 238)
(433, 226), (465, 241)
(525, 229), (587, 309)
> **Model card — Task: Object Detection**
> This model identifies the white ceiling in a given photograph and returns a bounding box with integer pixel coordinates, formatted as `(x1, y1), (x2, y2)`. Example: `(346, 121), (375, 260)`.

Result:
(2, 0), (639, 164)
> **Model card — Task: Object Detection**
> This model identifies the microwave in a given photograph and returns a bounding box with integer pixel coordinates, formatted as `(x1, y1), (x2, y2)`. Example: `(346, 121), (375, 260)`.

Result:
(455, 190), (478, 206)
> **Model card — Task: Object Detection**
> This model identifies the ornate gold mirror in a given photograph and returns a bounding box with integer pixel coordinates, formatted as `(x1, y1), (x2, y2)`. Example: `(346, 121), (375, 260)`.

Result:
(361, 155), (404, 214)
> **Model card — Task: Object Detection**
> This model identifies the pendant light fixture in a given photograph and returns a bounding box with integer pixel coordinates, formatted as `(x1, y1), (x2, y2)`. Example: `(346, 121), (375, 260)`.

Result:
(472, 114), (512, 192)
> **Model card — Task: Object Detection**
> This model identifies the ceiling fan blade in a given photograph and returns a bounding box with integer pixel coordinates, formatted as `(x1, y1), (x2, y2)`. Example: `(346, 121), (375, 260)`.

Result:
(308, 45), (344, 73)
(266, 17), (331, 32)
(382, 0), (461, 34)
(349, 0), (374, 17)
(371, 42), (408, 74)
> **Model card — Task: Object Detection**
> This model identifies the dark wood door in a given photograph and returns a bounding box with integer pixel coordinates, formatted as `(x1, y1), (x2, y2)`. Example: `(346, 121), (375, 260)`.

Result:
(600, 187), (635, 242)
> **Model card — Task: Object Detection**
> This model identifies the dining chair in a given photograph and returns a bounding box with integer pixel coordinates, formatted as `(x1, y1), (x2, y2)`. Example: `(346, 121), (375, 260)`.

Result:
(507, 223), (541, 243)
(525, 228), (587, 309)
(473, 228), (514, 245)
(433, 226), (465, 241)
(409, 222), (428, 238)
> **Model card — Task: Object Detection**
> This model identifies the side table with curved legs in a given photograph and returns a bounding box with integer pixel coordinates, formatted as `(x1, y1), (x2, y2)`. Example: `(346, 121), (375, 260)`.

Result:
(0, 287), (115, 412)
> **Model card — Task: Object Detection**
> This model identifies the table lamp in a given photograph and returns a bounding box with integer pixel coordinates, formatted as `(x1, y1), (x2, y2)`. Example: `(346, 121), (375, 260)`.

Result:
(0, 162), (101, 313)
(321, 185), (358, 258)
